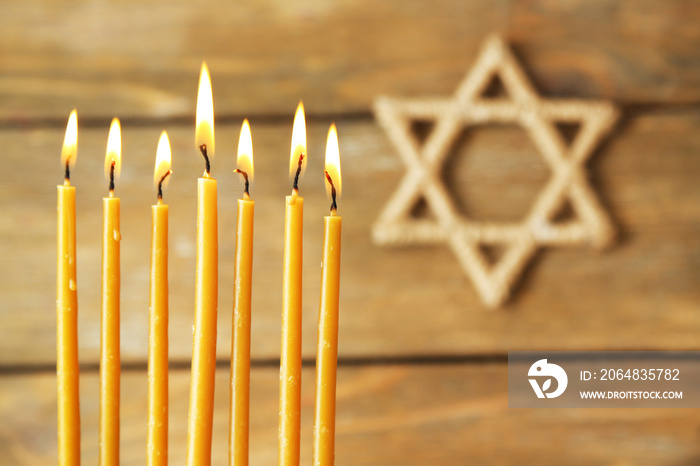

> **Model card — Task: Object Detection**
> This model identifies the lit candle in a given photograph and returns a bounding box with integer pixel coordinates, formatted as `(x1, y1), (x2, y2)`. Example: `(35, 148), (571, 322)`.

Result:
(229, 119), (255, 466)
(279, 101), (306, 466)
(100, 117), (122, 466)
(57, 109), (80, 466)
(148, 131), (172, 466)
(186, 62), (218, 466)
(312, 124), (342, 466)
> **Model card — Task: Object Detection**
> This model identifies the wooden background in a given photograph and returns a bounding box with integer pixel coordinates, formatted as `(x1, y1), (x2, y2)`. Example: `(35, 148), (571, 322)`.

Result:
(1, 0), (700, 464)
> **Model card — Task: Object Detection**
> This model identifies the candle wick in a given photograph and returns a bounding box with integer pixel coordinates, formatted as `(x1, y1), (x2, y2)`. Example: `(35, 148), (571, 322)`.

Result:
(324, 170), (338, 214)
(199, 144), (211, 177)
(233, 168), (250, 198)
(292, 153), (305, 193)
(64, 157), (71, 186)
(109, 160), (116, 193)
(157, 170), (172, 202)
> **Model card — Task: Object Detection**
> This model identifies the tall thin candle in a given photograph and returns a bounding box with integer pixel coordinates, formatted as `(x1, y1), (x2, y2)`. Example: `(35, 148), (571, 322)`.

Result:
(148, 131), (172, 466)
(100, 117), (122, 466)
(229, 119), (255, 466)
(57, 109), (80, 466)
(279, 101), (306, 466)
(187, 62), (218, 466)
(312, 124), (343, 466)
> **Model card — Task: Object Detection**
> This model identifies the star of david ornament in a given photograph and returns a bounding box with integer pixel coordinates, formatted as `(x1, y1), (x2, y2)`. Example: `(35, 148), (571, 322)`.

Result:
(372, 34), (619, 308)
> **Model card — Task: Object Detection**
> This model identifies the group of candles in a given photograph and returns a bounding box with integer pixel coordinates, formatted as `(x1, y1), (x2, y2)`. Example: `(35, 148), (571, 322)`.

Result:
(56, 63), (343, 466)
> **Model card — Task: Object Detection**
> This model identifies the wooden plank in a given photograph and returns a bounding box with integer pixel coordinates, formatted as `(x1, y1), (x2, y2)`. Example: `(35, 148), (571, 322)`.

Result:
(2, 365), (700, 465)
(507, 0), (700, 103)
(2, 1), (700, 121)
(1, 110), (699, 365)
(0, 0), (508, 120)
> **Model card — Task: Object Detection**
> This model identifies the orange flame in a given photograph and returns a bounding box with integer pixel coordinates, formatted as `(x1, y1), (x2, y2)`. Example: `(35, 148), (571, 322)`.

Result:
(289, 101), (306, 179)
(237, 119), (254, 181)
(153, 131), (172, 190)
(104, 118), (121, 182)
(195, 62), (215, 158)
(61, 109), (78, 169)
(325, 123), (341, 200)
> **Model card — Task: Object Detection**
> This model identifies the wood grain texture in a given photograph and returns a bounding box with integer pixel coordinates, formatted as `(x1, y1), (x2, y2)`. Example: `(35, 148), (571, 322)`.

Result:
(2, 0), (700, 121)
(2, 3), (699, 464)
(0, 0), (508, 120)
(2, 366), (700, 465)
(508, 0), (700, 102)
(1, 110), (698, 365)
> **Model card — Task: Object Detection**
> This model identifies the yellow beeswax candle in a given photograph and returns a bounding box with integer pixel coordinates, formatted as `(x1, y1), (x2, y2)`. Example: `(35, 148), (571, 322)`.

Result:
(57, 109), (80, 466)
(279, 101), (306, 466)
(229, 119), (254, 466)
(313, 124), (343, 466)
(148, 131), (172, 466)
(100, 117), (122, 466)
(187, 62), (218, 466)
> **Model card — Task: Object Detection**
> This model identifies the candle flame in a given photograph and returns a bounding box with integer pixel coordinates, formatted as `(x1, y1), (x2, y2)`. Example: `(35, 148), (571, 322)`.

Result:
(289, 101), (306, 179)
(237, 119), (254, 181)
(195, 62), (215, 158)
(325, 123), (341, 200)
(154, 131), (172, 190)
(104, 117), (121, 182)
(61, 109), (78, 169)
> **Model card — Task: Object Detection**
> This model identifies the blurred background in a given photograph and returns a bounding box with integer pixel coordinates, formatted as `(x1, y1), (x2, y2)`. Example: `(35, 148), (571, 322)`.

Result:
(1, 0), (700, 464)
